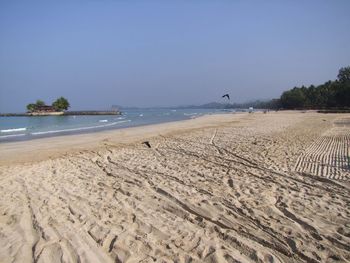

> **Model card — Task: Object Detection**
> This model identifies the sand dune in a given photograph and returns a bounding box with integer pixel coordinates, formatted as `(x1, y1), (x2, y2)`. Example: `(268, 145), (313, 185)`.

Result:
(0, 112), (349, 262)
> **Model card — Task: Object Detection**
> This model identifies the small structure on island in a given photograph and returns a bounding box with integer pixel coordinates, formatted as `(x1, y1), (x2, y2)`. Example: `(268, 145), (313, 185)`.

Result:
(35, 105), (57, 113)
(1, 98), (122, 117)
(27, 104), (64, 116)
(26, 97), (69, 116)
(17, 97), (122, 117)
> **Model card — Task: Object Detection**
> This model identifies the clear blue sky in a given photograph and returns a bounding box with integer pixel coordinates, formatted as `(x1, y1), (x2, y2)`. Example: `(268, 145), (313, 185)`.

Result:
(0, 1), (349, 112)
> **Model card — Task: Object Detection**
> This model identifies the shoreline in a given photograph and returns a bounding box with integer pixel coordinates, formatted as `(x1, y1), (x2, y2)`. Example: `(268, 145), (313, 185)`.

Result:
(0, 109), (230, 143)
(0, 112), (247, 165)
(0, 110), (343, 166)
(0, 111), (349, 262)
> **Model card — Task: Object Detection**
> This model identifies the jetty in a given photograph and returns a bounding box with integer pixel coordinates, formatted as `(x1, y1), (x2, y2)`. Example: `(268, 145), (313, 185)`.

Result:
(64, 111), (121, 116)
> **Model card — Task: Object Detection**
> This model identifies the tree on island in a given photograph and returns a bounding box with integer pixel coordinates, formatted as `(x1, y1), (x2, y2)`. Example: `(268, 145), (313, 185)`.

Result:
(52, 97), (70, 111)
(35, 100), (45, 107)
(26, 103), (37, 112)
(26, 97), (70, 112)
(26, 100), (46, 112)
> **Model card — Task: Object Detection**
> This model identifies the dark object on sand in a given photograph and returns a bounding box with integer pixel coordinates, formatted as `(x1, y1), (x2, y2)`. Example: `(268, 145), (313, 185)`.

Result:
(222, 94), (230, 100)
(142, 141), (151, 148)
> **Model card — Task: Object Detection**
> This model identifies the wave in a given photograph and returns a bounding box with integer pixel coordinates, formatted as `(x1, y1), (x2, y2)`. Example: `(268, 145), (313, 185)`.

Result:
(139, 114), (144, 117)
(116, 117), (126, 120)
(1, 127), (27, 133)
(0, 133), (26, 139)
(31, 120), (131, 136)
(183, 113), (197, 116)
(99, 119), (108, 123)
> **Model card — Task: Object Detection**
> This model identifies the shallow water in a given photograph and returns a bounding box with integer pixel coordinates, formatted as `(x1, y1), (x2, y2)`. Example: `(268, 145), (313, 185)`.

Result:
(0, 108), (234, 142)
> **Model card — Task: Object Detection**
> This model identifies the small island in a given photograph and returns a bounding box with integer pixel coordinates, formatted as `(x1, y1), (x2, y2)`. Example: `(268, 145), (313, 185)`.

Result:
(26, 97), (69, 116)
(0, 97), (121, 116)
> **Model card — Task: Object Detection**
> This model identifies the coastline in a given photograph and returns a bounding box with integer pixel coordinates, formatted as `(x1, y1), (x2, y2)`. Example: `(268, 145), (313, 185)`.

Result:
(0, 111), (349, 262)
(0, 108), (226, 143)
(0, 112), (246, 165)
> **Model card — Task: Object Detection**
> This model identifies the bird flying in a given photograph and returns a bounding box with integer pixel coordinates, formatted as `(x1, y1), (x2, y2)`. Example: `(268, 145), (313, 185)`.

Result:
(222, 94), (230, 100)
(142, 141), (151, 148)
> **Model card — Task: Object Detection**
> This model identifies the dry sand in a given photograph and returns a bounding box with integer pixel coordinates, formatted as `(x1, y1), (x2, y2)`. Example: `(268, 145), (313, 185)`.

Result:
(0, 111), (349, 263)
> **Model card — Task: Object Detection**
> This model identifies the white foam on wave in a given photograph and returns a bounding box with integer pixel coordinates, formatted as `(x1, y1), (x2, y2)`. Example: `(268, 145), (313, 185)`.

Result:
(139, 114), (144, 117)
(117, 117), (126, 120)
(1, 127), (27, 133)
(31, 120), (131, 136)
(0, 133), (26, 139)
(99, 119), (108, 123)
(184, 113), (197, 116)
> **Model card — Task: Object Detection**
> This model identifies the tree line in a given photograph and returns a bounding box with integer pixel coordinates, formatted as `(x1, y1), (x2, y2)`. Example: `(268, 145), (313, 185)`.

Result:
(278, 66), (350, 109)
(187, 66), (349, 111)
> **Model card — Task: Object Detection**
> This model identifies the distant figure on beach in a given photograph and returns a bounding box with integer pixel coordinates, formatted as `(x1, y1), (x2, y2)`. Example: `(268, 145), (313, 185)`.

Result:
(249, 107), (254, 113)
(222, 94), (230, 100)
(142, 141), (151, 148)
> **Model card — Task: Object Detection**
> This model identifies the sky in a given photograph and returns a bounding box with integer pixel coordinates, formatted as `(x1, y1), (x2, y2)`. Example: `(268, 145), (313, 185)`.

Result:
(0, 1), (349, 112)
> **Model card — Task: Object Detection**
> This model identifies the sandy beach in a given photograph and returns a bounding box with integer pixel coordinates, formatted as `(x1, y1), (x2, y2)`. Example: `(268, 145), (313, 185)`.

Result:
(0, 111), (349, 263)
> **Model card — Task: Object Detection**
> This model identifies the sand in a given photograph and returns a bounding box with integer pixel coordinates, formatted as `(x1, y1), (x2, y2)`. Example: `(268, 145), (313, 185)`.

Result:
(0, 111), (349, 263)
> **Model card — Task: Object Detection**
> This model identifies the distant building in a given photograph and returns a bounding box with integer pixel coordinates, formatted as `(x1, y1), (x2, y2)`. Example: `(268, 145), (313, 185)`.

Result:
(35, 105), (57, 112)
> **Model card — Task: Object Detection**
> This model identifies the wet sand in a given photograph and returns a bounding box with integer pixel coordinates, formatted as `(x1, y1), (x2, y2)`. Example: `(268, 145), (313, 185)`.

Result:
(0, 111), (349, 262)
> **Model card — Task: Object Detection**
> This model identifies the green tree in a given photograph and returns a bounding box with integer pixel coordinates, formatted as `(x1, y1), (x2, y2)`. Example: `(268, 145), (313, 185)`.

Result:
(278, 66), (350, 109)
(52, 97), (70, 111)
(26, 103), (36, 112)
(338, 66), (350, 83)
(35, 100), (45, 106)
(280, 87), (306, 109)
(334, 81), (350, 107)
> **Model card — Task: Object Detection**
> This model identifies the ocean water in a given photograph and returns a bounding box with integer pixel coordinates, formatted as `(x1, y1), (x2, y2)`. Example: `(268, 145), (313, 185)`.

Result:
(0, 108), (234, 142)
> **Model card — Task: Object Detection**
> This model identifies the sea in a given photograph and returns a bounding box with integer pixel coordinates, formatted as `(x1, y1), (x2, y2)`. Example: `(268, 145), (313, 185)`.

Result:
(0, 108), (236, 142)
